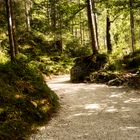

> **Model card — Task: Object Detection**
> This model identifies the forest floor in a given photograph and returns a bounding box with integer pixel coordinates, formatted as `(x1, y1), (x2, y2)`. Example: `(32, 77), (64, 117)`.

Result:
(30, 75), (140, 140)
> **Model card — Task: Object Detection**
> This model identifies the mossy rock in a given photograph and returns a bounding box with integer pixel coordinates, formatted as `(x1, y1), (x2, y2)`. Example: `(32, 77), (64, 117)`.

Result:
(127, 76), (140, 88)
(70, 54), (107, 83)
(122, 50), (140, 70)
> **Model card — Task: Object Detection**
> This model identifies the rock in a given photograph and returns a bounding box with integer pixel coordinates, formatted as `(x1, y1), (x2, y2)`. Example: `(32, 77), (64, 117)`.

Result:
(108, 78), (123, 86)
(70, 54), (107, 83)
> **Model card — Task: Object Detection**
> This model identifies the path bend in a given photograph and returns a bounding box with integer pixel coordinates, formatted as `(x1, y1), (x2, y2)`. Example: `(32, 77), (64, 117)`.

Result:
(30, 75), (140, 140)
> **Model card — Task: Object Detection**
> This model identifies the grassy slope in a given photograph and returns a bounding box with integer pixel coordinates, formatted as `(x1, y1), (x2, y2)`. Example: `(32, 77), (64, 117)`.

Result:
(0, 31), (74, 140)
(0, 61), (58, 140)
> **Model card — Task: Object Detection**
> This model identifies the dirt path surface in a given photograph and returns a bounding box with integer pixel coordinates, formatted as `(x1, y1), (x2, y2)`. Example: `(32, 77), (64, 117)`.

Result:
(30, 75), (140, 140)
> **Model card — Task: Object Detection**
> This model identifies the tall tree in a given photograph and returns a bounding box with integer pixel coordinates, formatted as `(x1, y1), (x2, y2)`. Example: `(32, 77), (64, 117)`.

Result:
(50, 0), (57, 31)
(25, 0), (31, 32)
(6, 0), (16, 61)
(92, 0), (99, 50)
(87, 0), (98, 54)
(129, 0), (135, 53)
(106, 10), (112, 54)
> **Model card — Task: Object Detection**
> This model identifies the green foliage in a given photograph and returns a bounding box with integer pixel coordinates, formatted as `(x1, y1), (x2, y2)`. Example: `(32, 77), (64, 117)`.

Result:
(4, 0), (140, 138)
(87, 50), (140, 87)
(0, 51), (9, 64)
(15, 53), (28, 63)
(0, 62), (58, 140)
(17, 31), (74, 75)
(104, 49), (140, 72)
(28, 55), (74, 75)
(65, 38), (92, 57)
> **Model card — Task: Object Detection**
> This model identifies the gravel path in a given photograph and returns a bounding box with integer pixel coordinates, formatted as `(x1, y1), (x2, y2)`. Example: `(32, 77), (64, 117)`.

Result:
(30, 75), (140, 140)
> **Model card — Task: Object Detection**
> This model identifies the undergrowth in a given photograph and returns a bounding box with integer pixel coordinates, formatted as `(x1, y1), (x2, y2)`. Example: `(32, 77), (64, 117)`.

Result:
(0, 31), (75, 140)
(88, 50), (140, 88)
(0, 61), (58, 140)
(18, 32), (74, 76)
(70, 48), (140, 88)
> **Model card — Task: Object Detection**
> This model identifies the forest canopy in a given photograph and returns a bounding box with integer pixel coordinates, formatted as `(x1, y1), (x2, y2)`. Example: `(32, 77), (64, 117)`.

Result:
(1, 0), (140, 59)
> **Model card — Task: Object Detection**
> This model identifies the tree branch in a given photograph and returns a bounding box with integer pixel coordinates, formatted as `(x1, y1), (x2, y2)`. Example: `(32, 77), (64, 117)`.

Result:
(110, 14), (121, 23)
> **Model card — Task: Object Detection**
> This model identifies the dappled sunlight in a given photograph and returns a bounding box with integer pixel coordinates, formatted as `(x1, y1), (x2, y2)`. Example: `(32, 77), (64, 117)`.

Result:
(48, 82), (101, 96)
(124, 98), (140, 103)
(108, 86), (124, 89)
(120, 126), (139, 131)
(121, 107), (131, 112)
(105, 106), (118, 113)
(0, 107), (4, 113)
(83, 83), (107, 89)
(47, 75), (70, 84)
(109, 92), (126, 98)
(85, 104), (101, 110)
(30, 75), (140, 140)
(110, 94), (120, 98)
(48, 76), (140, 117)
(67, 113), (93, 119)
(15, 94), (24, 99)
(48, 75), (109, 94)
(72, 113), (92, 117)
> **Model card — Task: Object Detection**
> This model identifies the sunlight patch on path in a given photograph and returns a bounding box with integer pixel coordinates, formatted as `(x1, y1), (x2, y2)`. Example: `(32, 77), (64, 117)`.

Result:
(85, 104), (101, 110)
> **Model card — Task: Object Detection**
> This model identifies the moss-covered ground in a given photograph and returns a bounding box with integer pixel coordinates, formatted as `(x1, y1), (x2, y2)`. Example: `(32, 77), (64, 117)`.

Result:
(0, 61), (59, 140)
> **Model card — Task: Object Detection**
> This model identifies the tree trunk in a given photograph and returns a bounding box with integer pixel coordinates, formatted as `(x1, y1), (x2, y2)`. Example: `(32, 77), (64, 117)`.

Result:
(106, 12), (112, 54)
(129, 0), (135, 53)
(47, 0), (51, 27)
(6, 0), (16, 61)
(86, 0), (98, 54)
(12, 17), (18, 55)
(50, 0), (56, 31)
(92, 1), (99, 50)
(79, 0), (83, 45)
(25, 0), (31, 32)
(12, 0), (18, 54)
(71, 19), (74, 36)
(59, 12), (63, 54)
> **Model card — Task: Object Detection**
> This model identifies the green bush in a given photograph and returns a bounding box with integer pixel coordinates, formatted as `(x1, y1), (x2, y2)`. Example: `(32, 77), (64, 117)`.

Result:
(65, 38), (92, 57)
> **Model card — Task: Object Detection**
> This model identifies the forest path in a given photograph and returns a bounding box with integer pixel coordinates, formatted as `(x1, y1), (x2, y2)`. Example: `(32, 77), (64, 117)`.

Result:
(30, 75), (140, 140)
